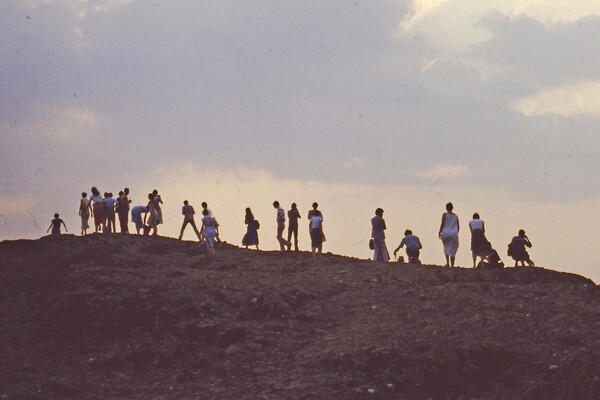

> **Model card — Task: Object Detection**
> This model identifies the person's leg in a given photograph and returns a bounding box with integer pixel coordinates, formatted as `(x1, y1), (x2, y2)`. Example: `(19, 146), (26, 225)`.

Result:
(293, 227), (299, 251)
(277, 223), (286, 251)
(178, 220), (189, 240)
(450, 256), (456, 267)
(472, 252), (477, 268)
(444, 255), (450, 267)
(190, 220), (202, 240)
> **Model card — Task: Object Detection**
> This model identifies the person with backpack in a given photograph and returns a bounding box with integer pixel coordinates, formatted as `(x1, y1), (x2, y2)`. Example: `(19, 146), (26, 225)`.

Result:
(508, 229), (535, 267)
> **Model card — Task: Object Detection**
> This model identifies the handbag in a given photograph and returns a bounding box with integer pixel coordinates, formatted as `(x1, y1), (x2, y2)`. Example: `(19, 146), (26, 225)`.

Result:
(369, 238), (374, 250)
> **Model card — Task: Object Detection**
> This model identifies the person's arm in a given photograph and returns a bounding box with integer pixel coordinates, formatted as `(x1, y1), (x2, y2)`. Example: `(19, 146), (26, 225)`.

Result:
(438, 213), (446, 238)
(418, 237), (423, 249)
(525, 237), (532, 248)
(457, 215), (460, 232)
(47, 223), (52, 233)
(393, 238), (406, 255)
(469, 221), (473, 234)
(481, 221), (485, 233)
(62, 221), (68, 232)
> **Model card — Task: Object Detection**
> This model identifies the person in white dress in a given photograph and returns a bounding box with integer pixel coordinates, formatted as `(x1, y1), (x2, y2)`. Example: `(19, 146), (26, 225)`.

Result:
(438, 202), (459, 267)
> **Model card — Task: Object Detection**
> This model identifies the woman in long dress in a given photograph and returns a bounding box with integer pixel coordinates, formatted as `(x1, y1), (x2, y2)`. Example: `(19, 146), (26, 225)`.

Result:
(89, 187), (105, 233)
(438, 202), (459, 267)
(469, 213), (491, 268)
(79, 192), (90, 235)
(242, 207), (259, 249)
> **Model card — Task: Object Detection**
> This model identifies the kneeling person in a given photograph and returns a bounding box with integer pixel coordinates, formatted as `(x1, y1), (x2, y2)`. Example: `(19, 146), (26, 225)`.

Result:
(394, 229), (422, 264)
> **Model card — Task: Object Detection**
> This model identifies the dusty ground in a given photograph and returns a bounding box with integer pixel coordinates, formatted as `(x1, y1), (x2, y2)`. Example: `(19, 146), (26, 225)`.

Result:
(1, 234), (599, 399)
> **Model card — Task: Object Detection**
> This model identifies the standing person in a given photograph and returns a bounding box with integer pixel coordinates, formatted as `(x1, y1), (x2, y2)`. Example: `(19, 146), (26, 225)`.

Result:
(152, 189), (163, 226)
(78, 192), (90, 235)
(371, 208), (390, 262)
(242, 207), (259, 250)
(309, 210), (324, 258)
(438, 202), (460, 267)
(201, 209), (217, 255)
(178, 200), (201, 240)
(103, 193), (117, 233)
(145, 193), (158, 236)
(307, 202), (320, 219)
(469, 213), (491, 268)
(201, 202), (221, 242)
(273, 201), (291, 251)
(118, 188), (131, 233)
(131, 205), (148, 235)
(89, 187), (105, 233)
(508, 229), (535, 267)
(47, 213), (67, 235)
(287, 203), (301, 251)
(393, 229), (423, 264)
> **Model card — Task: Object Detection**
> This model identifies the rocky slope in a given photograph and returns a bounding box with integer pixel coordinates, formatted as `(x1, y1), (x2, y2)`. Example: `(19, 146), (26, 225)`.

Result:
(1, 234), (599, 399)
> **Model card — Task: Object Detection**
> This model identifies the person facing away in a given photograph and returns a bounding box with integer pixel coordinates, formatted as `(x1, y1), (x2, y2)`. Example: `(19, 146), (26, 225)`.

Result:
(152, 189), (163, 225)
(508, 229), (535, 267)
(118, 188), (131, 233)
(242, 207), (259, 250)
(469, 212), (492, 268)
(273, 200), (291, 251)
(178, 200), (201, 240)
(309, 209), (324, 258)
(201, 202), (221, 242)
(371, 208), (390, 262)
(287, 202), (301, 251)
(103, 192), (117, 233)
(47, 213), (67, 235)
(394, 229), (422, 264)
(438, 202), (459, 267)
(201, 209), (217, 255)
(79, 192), (90, 235)
(89, 186), (105, 233)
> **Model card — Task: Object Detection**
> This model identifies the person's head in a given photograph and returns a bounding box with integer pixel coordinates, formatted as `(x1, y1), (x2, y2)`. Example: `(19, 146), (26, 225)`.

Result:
(404, 229), (412, 236)
(446, 202), (454, 212)
(201, 202), (207, 209)
(312, 202), (318, 210)
(291, 202), (297, 209)
(124, 188), (129, 194)
(82, 192), (87, 198)
(183, 200), (189, 205)
(245, 207), (252, 214)
(519, 229), (526, 237)
(108, 193), (113, 198)
(148, 193), (153, 200)
(104, 192), (108, 198)
(202, 209), (208, 216)
(315, 210), (322, 217)
(119, 191), (124, 197)
(273, 201), (279, 208)
(375, 208), (384, 216)
(91, 187), (99, 196)
(473, 212), (480, 219)
(54, 213), (59, 218)
(152, 189), (158, 196)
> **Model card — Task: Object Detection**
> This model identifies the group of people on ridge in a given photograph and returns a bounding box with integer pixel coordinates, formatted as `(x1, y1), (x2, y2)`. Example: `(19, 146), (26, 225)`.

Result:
(370, 202), (535, 268)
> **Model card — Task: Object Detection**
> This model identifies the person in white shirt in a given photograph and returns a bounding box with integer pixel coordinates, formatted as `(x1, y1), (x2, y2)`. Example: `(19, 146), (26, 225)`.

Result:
(273, 201), (291, 251)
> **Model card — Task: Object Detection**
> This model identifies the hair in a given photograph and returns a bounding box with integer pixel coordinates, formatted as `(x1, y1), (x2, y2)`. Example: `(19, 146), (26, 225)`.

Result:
(152, 189), (158, 195)
(446, 202), (454, 212)
(148, 193), (154, 200)
(54, 213), (59, 218)
(519, 229), (526, 237)
(375, 208), (384, 216)
(291, 202), (297, 208)
(273, 201), (279, 207)
(82, 192), (87, 198)
(119, 191), (124, 196)
(124, 187), (129, 192)
(202, 209), (208, 216)
(245, 207), (252, 214)
(184, 200), (189, 205)
(404, 229), (412, 236)
(315, 210), (322, 217)
(473, 213), (480, 219)
(201, 202), (207, 208)
(91, 187), (99, 196)
(312, 202), (318, 209)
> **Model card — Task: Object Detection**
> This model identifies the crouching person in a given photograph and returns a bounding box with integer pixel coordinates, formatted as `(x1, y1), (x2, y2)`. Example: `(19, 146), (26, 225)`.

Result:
(394, 229), (422, 264)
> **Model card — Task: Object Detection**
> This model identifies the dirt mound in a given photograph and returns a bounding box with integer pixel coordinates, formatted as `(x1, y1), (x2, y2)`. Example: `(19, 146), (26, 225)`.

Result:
(0, 234), (598, 399)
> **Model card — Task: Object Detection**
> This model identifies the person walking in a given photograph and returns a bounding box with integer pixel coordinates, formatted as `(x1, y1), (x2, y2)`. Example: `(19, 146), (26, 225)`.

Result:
(439, 202), (460, 267)
(371, 208), (390, 262)
(178, 200), (202, 240)
(273, 201), (291, 251)
(47, 213), (67, 235)
(287, 202), (301, 251)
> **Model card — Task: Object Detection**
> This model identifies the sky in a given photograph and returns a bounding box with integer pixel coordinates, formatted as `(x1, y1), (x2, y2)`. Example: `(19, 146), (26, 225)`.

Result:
(1, 0), (600, 282)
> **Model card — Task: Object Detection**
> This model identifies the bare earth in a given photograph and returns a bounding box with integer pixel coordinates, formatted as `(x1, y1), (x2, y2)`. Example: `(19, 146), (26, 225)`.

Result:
(1, 234), (599, 400)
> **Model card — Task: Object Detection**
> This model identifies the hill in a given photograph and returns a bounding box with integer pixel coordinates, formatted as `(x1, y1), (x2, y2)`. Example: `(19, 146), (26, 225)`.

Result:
(1, 234), (599, 399)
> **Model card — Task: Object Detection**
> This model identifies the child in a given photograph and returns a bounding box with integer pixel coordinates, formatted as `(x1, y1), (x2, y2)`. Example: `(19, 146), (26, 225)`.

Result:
(47, 213), (67, 235)
(393, 229), (423, 264)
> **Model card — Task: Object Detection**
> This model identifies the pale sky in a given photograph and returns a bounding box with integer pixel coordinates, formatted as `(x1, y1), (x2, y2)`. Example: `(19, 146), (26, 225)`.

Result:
(2, 1), (600, 282)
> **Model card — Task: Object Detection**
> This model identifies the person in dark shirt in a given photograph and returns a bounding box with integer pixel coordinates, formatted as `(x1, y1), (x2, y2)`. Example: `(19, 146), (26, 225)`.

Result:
(287, 203), (301, 251)
(47, 213), (67, 235)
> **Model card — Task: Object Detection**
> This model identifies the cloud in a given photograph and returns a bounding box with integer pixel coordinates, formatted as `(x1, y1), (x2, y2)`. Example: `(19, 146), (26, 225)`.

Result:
(511, 81), (600, 116)
(32, 105), (99, 139)
(419, 164), (470, 179)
